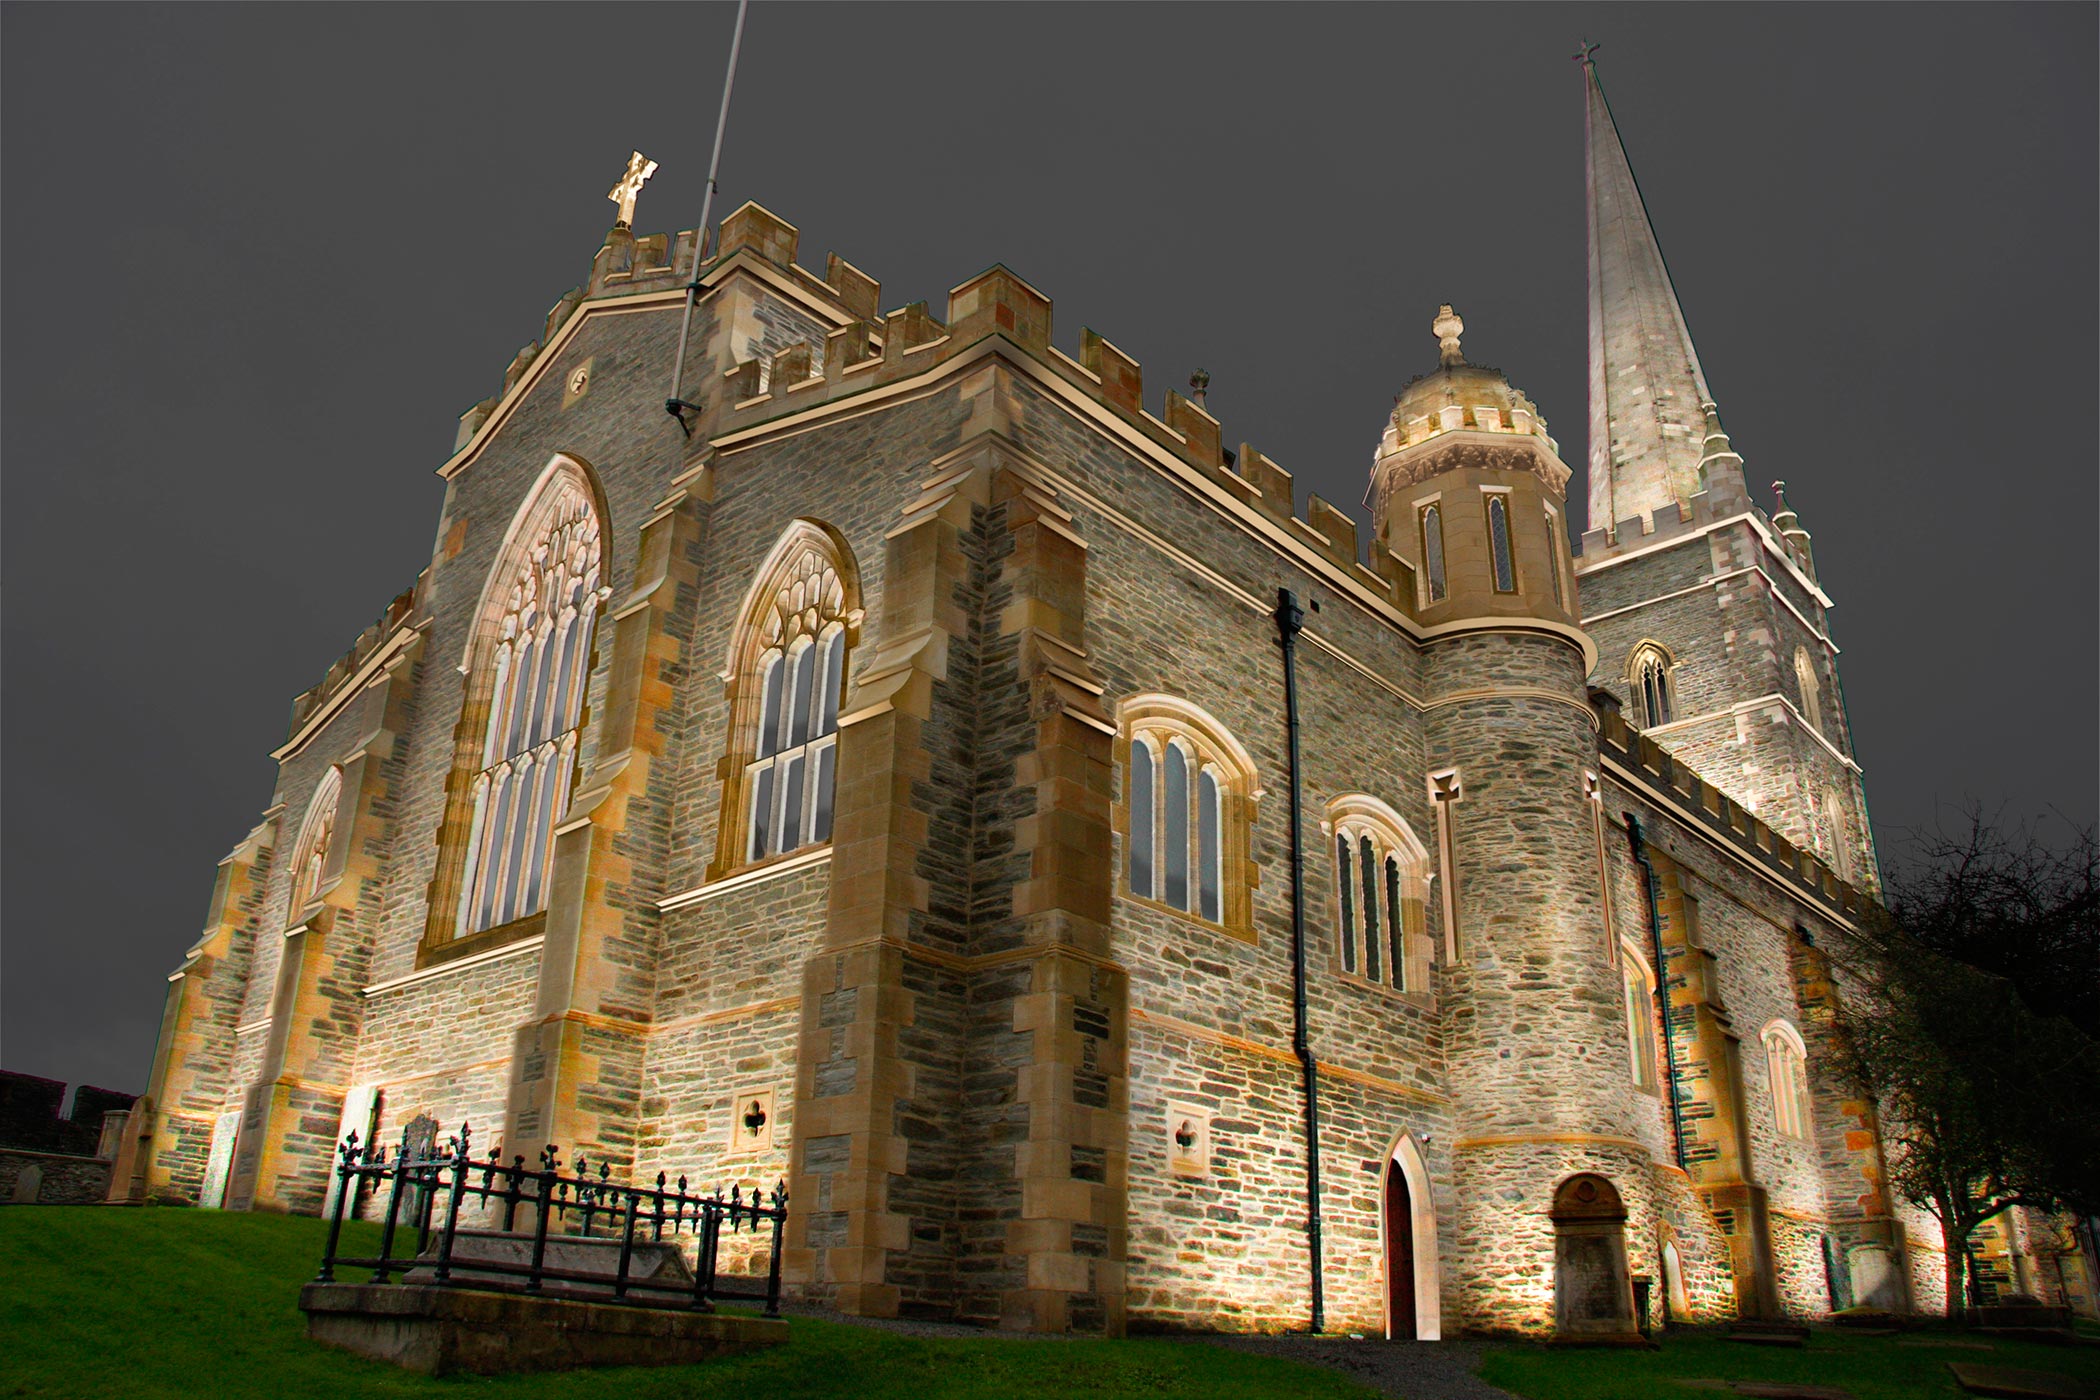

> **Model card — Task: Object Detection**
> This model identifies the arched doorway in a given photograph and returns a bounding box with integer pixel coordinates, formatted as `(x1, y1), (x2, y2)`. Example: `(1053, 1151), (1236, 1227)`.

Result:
(1386, 1161), (1416, 1337)
(1382, 1132), (1441, 1340)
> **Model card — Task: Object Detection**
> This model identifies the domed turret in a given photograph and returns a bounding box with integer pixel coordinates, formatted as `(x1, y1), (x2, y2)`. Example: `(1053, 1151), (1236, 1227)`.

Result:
(1370, 308), (1579, 626)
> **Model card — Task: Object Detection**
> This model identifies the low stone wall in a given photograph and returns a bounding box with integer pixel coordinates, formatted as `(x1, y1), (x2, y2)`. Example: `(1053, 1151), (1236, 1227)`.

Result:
(301, 1283), (788, 1375)
(0, 1148), (114, 1204)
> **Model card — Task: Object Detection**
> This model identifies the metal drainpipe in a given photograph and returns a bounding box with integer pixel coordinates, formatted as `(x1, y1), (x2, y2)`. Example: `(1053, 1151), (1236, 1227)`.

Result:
(1624, 813), (1688, 1171)
(1275, 588), (1325, 1333)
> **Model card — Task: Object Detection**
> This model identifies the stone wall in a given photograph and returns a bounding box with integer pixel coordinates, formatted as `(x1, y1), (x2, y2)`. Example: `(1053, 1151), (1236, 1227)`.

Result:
(1, 1149), (113, 1205)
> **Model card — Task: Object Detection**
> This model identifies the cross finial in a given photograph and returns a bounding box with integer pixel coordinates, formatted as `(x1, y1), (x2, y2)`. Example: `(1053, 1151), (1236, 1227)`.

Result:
(1433, 304), (1466, 367)
(1573, 38), (1601, 67)
(607, 151), (658, 229)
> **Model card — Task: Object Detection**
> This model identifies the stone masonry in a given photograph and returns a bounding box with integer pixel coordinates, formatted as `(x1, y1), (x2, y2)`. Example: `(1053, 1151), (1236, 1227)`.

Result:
(128, 62), (1937, 1341)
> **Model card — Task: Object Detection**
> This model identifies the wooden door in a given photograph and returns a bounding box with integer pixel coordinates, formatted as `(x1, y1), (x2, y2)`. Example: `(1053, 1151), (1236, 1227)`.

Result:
(1386, 1162), (1416, 1339)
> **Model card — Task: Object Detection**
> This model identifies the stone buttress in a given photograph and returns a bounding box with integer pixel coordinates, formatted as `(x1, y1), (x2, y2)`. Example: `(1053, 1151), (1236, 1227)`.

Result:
(783, 345), (1127, 1331)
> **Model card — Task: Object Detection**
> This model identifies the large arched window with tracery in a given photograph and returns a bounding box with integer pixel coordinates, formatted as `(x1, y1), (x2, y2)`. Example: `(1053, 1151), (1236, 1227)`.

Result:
(715, 521), (860, 875)
(1628, 642), (1676, 730)
(1326, 795), (1431, 992)
(452, 464), (606, 938)
(1117, 696), (1260, 935)
(287, 767), (343, 922)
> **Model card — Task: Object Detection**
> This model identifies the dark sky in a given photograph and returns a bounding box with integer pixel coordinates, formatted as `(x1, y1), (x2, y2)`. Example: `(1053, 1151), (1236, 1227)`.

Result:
(4, 4), (2094, 1092)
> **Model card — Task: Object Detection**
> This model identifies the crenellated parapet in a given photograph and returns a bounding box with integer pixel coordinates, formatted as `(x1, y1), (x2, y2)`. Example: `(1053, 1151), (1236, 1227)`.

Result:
(444, 198), (1422, 617)
(284, 584), (419, 743)
(1594, 697), (1868, 922)
(691, 214), (1419, 616)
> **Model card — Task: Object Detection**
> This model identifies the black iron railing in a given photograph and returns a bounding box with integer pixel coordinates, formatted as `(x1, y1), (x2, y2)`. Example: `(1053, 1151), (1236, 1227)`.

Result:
(312, 1123), (786, 1317)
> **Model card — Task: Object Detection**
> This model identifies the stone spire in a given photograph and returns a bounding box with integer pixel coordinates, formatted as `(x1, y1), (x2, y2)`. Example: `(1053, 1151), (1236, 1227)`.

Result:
(1583, 56), (1742, 533)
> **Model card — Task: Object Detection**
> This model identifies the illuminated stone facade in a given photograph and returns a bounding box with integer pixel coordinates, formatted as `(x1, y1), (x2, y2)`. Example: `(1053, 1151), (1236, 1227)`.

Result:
(121, 67), (1946, 1337)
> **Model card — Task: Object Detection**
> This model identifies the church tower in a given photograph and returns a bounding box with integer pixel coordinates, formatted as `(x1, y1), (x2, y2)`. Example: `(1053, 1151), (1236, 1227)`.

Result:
(1573, 56), (1878, 891)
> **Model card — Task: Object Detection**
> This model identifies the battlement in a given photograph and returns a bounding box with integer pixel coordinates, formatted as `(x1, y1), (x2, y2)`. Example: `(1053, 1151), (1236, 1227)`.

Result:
(285, 585), (418, 739)
(1596, 700), (1868, 923)
(447, 201), (1421, 616)
(1572, 487), (1729, 565)
(698, 221), (1420, 618)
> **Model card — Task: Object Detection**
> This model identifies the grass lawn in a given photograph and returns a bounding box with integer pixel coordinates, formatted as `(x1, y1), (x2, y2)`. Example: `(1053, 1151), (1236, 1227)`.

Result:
(1477, 1323), (2100, 1400)
(8, 1207), (2098, 1400)
(0, 1206), (1380, 1400)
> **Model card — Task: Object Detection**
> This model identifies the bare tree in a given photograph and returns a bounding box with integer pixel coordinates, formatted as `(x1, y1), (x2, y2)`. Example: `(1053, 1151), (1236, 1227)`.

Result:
(1837, 811), (2100, 1319)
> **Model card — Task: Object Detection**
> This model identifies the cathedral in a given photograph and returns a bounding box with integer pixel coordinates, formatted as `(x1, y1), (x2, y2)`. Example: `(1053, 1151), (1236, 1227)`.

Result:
(113, 61), (1942, 1337)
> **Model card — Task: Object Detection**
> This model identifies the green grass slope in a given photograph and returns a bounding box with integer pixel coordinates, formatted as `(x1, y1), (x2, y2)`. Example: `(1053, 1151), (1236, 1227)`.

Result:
(1477, 1323), (2100, 1400)
(0, 1207), (1378, 1400)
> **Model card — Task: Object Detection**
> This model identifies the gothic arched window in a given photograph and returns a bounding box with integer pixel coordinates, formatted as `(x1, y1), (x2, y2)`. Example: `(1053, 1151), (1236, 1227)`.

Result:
(715, 521), (860, 875)
(1485, 492), (1516, 593)
(1823, 789), (1854, 885)
(1621, 943), (1660, 1091)
(1795, 646), (1823, 734)
(1119, 696), (1259, 934)
(1762, 1020), (1813, 1139)
(1628, 642), (1675, 730)
(287, 767), (343, 922)
(449, 461), (607, 940)
(1420, 503), (1448, 604)
(1328, 795), (1430, 992)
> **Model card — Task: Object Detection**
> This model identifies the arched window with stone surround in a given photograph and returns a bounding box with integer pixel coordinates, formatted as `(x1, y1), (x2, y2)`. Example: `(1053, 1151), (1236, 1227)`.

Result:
(714, 520), (861, 876)
(1628, 642), (1675, 730)
(1117, 696), (1260, 934)
(1327, 795), (1430, 992)
(1419, 502), (1448, 604)
(287, 767), (343, 922)
(1762, 1019), (1813, 1139)
(1485, 491), (1516, 593)
(438, 458), (609, 944)
(1823, 790), (1854, 885)
(1620, 943), (1660, 1091)
(1795, 646), (1823, 734)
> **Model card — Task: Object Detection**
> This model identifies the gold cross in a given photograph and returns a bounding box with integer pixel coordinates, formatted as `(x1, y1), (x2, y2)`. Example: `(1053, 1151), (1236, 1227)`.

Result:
(607, 151), (658, 229)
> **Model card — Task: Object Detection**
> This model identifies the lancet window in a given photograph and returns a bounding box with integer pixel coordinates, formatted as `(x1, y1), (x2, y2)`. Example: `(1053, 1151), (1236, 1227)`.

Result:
(1119, 697), (1259, 933)
(1622, 947), (1660, 1091)
(288, 768), (343, 920)
(1762, 1020), (1813, 1139)
(456, 470), (605, 937)
(718, 522), (858, 873)
(1544, 503), (1566, 610)
(1795, 646), (1822, 734)
(1823, 790), (1853, 886)
(1328, 796), (1430, 992)
(1420, 503), (1448, 604)
(1486, 492), (1516, 593)
(1629, 643), (1675, 730)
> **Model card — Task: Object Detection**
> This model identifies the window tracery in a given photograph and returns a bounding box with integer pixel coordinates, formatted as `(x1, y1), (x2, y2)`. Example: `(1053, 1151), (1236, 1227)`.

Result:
(716, 521), (858, 875)
(1629, 642), (1675, 730)
(1118, 697), (1258, 933)
(456, 472), (605, 937)
(1762, 1020), (1813, 1139)
(1328, 795), (1430, 992)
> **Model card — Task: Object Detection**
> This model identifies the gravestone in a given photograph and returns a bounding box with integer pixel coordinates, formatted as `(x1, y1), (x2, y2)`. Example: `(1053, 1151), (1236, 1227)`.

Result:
(1848, 1243), (1905, 1311)
(1551, 1173), (1644, 1344)
(11, 1163), (43, 1203)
